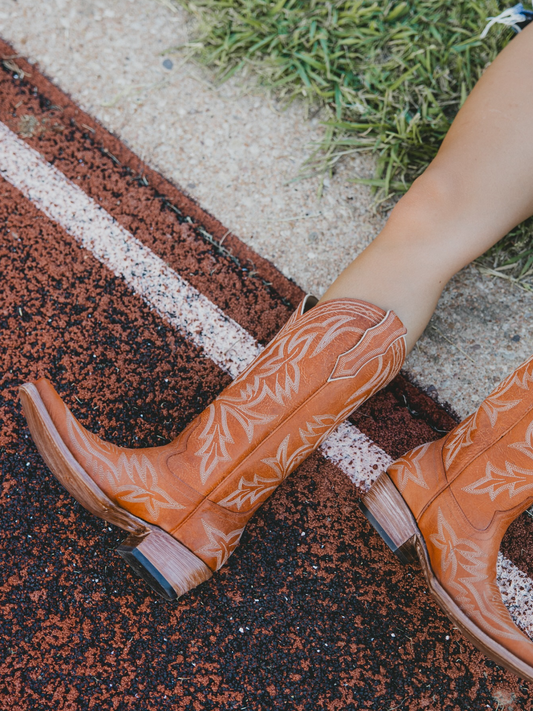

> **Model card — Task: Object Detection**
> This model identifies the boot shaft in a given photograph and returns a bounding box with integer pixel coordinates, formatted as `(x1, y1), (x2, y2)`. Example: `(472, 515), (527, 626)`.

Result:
(168, 297), (407, 503)
(389, 353), (533, 529)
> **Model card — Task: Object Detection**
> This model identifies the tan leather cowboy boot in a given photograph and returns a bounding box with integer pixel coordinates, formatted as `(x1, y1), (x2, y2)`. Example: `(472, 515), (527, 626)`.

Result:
(361, 353), (533, 681)
(21, 296), (406, 600)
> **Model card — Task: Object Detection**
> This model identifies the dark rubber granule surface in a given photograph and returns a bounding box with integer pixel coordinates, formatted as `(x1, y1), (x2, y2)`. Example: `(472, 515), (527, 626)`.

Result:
(1, 40), (533, 710)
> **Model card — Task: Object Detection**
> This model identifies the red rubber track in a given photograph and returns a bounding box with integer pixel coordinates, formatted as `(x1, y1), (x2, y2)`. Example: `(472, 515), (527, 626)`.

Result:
(0, 39), (532, 710)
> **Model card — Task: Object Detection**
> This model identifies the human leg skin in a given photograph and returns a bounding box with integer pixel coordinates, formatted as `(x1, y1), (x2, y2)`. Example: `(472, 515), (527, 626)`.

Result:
(322, 21), (533, 352)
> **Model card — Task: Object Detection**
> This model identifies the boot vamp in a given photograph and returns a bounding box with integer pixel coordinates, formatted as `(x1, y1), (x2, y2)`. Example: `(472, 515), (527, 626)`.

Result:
(419, 493), (533, 665)
(35, 379), (203, 532)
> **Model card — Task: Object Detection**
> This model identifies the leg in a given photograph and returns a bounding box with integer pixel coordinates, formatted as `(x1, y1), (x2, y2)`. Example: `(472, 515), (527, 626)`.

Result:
(322, 22), (533, 351)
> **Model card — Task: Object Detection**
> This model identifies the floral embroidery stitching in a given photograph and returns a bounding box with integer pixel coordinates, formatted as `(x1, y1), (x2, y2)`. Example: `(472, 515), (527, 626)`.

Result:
(197, 519), (245, 570)
(194, 302), (403, 485)
(443, 411), (479, 470)
(430, 508), (526, 641)
(66, 408), (184, 520)
(463, 420), (533, 501)
(443, 358), (533, 470)
(389, 443), (431, 493)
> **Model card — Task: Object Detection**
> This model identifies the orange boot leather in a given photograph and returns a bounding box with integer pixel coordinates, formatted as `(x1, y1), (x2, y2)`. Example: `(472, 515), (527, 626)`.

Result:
(361, 353), (533, 681)
(21, 296), (406, 600)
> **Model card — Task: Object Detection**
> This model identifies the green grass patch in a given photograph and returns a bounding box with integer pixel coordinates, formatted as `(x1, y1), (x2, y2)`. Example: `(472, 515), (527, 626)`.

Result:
(169, 0), (533, 286)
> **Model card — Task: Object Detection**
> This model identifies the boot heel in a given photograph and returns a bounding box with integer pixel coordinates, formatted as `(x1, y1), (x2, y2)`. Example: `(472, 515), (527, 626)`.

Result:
(117, 526), (212, 602)
(359, 472), (420, 564)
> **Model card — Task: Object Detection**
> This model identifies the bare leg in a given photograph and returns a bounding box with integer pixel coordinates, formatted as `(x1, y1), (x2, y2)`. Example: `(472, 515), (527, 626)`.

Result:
(322, 23), (533, 352)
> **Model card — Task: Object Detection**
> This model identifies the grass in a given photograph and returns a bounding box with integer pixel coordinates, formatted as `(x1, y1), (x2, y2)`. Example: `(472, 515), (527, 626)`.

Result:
(165, 0), (533, 287)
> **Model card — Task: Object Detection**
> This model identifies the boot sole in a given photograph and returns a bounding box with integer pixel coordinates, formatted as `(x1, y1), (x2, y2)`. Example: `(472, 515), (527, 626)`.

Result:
(361, 472), (533, 683)
(19, 382), (212, 601)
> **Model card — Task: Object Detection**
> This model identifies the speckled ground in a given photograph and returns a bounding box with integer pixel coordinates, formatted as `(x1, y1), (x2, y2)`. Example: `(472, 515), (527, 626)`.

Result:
(1, 41), (533, 711)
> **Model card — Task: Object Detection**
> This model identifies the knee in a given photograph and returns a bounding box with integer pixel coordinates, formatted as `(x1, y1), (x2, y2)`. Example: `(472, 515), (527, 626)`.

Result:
(376, 165), (477, 279)
(388, 166), (464, 241)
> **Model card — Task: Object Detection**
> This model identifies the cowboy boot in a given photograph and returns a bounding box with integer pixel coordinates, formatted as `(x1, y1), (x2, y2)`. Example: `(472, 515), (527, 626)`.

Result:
(361, 353), (533, 681)
(20, 295), (406, 601)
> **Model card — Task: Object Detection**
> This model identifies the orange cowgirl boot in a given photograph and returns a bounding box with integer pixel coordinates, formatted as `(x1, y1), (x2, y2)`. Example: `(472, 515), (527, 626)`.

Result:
(21, 295), (406, 600)
(361, 353), (533, 682)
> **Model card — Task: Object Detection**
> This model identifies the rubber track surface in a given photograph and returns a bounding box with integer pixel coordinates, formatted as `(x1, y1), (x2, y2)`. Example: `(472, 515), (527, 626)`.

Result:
(1, 40), (532, 710)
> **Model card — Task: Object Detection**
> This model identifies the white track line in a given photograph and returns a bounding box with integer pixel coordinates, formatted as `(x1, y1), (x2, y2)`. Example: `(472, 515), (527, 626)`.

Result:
(0, 120), (385, 488)
(321, 420), (393, 490)
(498, 553), (533, 638)
(0, 122), (258, 379)
(0, 120), (530, 636)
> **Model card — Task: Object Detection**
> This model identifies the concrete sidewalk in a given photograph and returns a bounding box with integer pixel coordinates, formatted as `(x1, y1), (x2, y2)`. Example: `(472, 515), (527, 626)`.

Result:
(2, 0), (533, 418)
